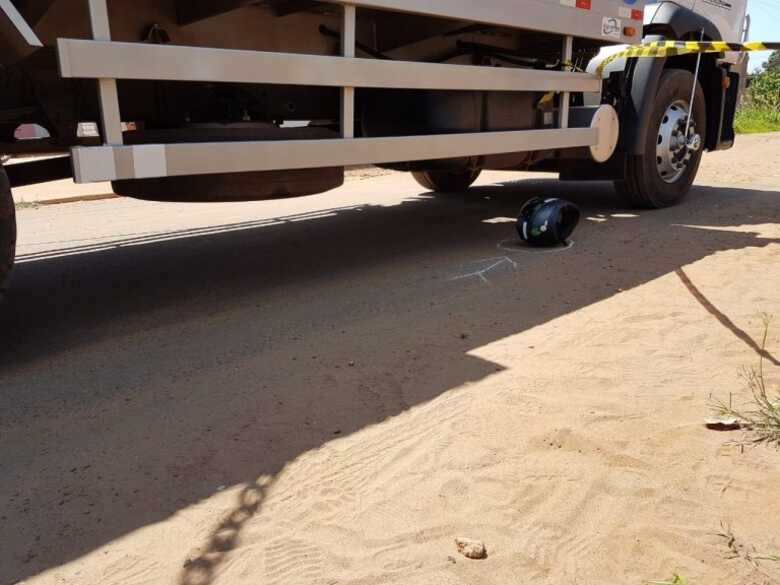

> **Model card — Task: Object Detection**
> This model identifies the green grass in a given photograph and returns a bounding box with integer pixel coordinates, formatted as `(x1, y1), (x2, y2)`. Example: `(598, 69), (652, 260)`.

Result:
(712, 315), (780, 445)
(648, 575), (689, 585)
(734, 107), (780, 134)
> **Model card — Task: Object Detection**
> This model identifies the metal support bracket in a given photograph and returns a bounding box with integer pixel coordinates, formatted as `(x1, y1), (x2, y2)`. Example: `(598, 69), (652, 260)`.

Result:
(341, 4), (356, 139)
(560, 35), (573, 129)
(87, 0), (122, 145)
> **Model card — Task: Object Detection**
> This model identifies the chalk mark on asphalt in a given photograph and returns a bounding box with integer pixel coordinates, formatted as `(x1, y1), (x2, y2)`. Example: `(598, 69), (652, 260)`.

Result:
(451, 255), (518, 284)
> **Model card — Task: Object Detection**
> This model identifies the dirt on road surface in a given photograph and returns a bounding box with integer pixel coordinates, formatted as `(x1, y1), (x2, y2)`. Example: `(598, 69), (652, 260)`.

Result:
(1, 134), (779, 585)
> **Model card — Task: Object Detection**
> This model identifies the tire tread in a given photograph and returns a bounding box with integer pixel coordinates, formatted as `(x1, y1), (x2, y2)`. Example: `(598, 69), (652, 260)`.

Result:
(615, 69), (706, 209)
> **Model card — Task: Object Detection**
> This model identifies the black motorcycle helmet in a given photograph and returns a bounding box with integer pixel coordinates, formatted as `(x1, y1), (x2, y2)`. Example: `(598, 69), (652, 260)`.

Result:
(516, 197), (581, 247)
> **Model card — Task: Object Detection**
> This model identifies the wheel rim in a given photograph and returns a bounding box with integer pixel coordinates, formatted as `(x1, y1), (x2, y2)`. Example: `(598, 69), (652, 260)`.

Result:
(655, 99), (700, 184)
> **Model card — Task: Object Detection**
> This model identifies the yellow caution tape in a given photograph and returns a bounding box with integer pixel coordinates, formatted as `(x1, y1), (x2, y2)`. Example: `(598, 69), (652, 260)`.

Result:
(596, 40), (780, 76)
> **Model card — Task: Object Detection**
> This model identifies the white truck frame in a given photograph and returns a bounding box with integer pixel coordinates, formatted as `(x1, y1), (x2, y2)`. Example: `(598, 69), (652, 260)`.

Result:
(62, 0), (630, 183)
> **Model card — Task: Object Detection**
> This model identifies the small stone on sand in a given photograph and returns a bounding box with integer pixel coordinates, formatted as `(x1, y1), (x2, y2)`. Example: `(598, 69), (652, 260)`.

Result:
(455, 537), (487, 560)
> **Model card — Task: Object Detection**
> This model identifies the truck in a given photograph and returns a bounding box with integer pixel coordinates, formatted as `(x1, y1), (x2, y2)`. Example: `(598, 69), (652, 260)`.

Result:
(0, 0), (751, 296)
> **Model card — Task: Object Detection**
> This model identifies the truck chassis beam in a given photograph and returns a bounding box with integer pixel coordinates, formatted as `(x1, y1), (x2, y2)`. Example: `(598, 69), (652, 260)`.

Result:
(71, 128), (598, 183)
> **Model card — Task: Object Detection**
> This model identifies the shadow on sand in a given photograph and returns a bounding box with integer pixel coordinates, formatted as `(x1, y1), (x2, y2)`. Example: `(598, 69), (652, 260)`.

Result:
(1, 178), (778, 584)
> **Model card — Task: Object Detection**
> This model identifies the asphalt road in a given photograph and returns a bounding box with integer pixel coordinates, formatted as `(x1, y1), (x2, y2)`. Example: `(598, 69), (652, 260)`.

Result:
(1, 170), (778, 584)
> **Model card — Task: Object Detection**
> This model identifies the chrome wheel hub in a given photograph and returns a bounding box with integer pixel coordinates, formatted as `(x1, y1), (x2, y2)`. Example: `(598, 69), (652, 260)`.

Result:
(656, 99), (700, 184)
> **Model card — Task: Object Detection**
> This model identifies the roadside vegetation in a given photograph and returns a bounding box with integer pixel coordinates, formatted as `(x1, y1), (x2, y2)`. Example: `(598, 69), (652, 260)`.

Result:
(648, 575), (689, 585)
(646, 524), (779, 585)
(735, 52), (780, 134)
(712, 314), (780, 445)
(717, 523), (780, 567)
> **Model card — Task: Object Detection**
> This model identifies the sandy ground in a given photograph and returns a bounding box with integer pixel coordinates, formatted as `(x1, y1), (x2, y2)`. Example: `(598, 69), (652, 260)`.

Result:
(8, 164), (393, 205)
(1, 135), (779, 585)
(7, 156), (114, 205)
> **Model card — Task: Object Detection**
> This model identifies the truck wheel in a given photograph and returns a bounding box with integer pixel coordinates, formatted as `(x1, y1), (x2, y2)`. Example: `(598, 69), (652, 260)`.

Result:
(615, 69), (706, 209)
(412, 169), (481, 192)
(0, 168), (16, 299)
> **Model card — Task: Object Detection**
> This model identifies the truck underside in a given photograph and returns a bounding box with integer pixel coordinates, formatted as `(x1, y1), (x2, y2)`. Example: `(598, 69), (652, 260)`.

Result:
(1, 0), (637, 201)
(0, 0), (748, 296)
(0, 0), (746, 198)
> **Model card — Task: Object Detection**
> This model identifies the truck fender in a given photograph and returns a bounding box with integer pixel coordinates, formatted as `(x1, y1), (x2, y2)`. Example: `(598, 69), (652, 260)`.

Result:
(622, 44), (668, 156)
(644, 1), (721, 43)
(623, 3), (723, 155)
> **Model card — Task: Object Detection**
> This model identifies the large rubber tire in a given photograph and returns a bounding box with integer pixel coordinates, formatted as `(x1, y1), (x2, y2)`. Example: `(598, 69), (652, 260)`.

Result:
(615, 69), (706, 209)
(412, 169), (481, 192)
(0, 168), (16, 300)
